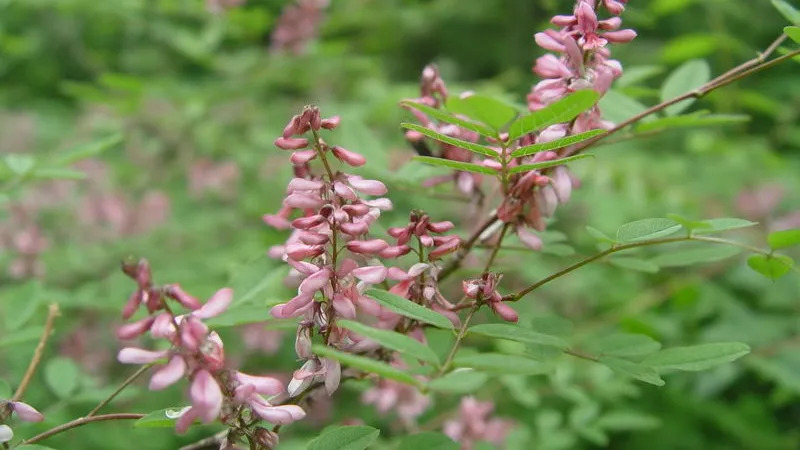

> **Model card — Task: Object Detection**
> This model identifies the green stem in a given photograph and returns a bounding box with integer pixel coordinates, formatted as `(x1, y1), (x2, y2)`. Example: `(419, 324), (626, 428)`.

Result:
(19, 413), (144, 445)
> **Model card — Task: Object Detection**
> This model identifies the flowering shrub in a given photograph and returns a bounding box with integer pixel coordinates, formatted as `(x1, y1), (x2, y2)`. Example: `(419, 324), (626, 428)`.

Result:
(2, 0), (800, 449)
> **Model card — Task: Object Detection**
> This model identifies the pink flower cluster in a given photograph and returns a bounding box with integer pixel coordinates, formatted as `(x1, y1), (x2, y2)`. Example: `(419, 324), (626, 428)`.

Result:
(402, 65), (484, 195)
(498, 0), (635, 244)
(462, 272), (518, 323)
(263, 108), (459, 413)
(443, 397), (514, 450)
(115, 259), (304, 435)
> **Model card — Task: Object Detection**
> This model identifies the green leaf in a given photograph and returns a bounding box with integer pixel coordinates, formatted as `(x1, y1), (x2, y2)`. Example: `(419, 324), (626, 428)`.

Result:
(134, 407), (188, 428)
(365, 289), (454, 329)
(16, 446), (60, 450)
(608, 256), (660, 273)
(44, 357), (80, 399)
(786, 26), (800, 43)
(3, 281), (41, 331)
(650, 245), (741, 267)
(397, 432), (459, 450)
(0, 379), (11, 399)
(586, 226), (616, 244)
(643, 342), (751, 371)
(401, 123), (498, 158)
(312, 344), (421, 387)
(616, 218), (682, 243)
(337, 320), (441, 366)
(54, 133), (123, 166)
(767, 228), (800, 250)
(660, 59), (711, 115)
(599, 357), (665, 386)
(693, 218), (759, 235)
(453, 353), (550, 375)
(597, 90), (648, 123)
(773, 0), (800, 23)
(588, 334), (662, 358)
(635, 112), (749, 133)
(507, 154), (594, 174)
(508, 90), (600, 141)
(428, 369), (488, 394)
(401, 100), (497, 138)
(446, 95), (519, 130)
(468, 323), (569, 349)
(307, 426), (380, 450)
(747, 254), (794, 280)
(4, 154), (35, 175)
(412, 156), (497, 175)
(511, 130), (605, 157)
(0, 326), (44, 348)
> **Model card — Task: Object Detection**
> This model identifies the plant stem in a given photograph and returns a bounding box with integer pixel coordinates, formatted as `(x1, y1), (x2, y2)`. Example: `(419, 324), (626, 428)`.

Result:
(483, 223), (510, 273)
(12, 303), (59, 402)
(437, 305), (479, 376)
(86, 363), (154, 417)
(504, 234), (784, 303)
(20, 413), (144, 445)
(565, 35), (800, 157)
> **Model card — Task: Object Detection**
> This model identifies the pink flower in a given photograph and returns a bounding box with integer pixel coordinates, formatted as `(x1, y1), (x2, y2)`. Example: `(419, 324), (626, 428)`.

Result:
(190, 370), (223, 423)
(10, 401), (44, 422)
(149, 355), (187, 390)
(118, 347), (169, 364)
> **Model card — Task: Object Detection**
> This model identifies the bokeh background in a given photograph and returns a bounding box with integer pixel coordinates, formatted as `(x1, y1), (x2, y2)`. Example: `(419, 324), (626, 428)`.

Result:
(1, 0), (799, 448)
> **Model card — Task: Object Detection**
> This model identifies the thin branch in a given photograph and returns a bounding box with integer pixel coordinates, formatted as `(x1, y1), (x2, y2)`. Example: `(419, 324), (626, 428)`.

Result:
(438, 213), (499, 281)
(20, 413), (144, 445)
(483, 223), (510, 272)
(86, 363), (154, 417)
(565, 35), (800, 157)
(12, 303), (59, 402)
(438, 305), (480, 376)
(504, 234), (786, 303)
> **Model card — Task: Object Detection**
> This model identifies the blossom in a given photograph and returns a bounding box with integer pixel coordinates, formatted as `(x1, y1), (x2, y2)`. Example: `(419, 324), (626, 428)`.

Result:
(443, 397), (514, 450)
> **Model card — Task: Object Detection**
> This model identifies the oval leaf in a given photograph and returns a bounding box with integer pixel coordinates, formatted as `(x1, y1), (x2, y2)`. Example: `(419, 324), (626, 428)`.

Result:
(312, 344), (421, 387)
(588, 333), (662, 358)
(45, 357), (80, 399)
(642, 342), (751, 371)
(650, 245), (741, 267)
(616, 218), (682, 243)
(412, 156), (497, 175)
(786, 26), (800, 43)
(508, 90), (600, 141)
(767, 229), (800, 250)
(428, 369), (488, 394)
(468, 323), (569, 349)
(608, 256), (660, 273)
(446, 95), (519, 130)
(747, 254), (794, 280)
(511, 129), (605, 157)
(660, 59), (711, 115)
(401, 100), (497, 138)
(692, 218), (758, 235)
(134, 407), (189, 428)
(600, 357), (665, 386)
(453, 352), (549, 375)
(508, 154), (594, 174)
(365, 289), (454, 329)
(337, 320), (440, 366)
(401, 123), (498, 158)
(307, 426), (380, 450)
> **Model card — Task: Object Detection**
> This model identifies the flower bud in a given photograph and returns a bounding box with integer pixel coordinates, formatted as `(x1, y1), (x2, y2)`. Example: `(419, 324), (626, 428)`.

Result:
(275, 137), (309, 150)
(332, 146), (366, 167)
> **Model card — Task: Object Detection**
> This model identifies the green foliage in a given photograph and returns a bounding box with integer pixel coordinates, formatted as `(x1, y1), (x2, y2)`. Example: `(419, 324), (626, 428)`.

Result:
(134, 407), (187, 429)
(767, 229), (800, 249)
(747, 254), (794, 280)
(312, 345), (422, 387)
(365, 289), (454, 329)
(508, 91), (600, 141)
(642, 343), (751, 371)
(428, 369), (489, 394)
(468, 323), (569, 349)
(660, 59), (711, 115)
(337, 320), (441, 367)
(307, 426), (380, 450)
(44, 357), (80, 399)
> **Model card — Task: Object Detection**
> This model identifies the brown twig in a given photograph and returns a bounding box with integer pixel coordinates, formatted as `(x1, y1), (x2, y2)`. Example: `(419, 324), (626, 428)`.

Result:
(20, 413), (144, 445)
(565, 34), (800, 157)
(12, 303), (59, 402)
(86, 363), (154, 417)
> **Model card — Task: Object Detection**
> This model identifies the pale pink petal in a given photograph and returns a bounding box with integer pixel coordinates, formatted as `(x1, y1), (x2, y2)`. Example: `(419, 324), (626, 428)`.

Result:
(149, 356), (187, 390)
(190, 370), (223, 423)
(118, 348), (169, 364)
(352, 265), (388, 284)
(12, 402), (44, 422)
(235, 372), (285, 396)
(193, 288), (233, 319)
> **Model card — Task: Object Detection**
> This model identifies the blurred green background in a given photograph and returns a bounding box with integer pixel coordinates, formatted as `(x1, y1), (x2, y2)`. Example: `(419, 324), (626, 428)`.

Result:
(1, 0), (799, 449)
